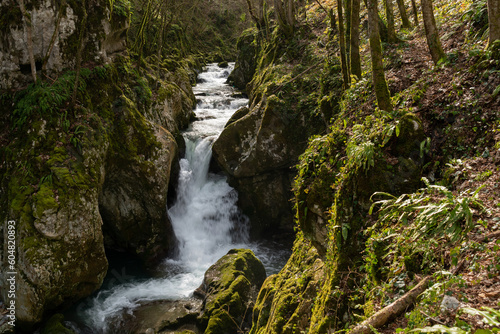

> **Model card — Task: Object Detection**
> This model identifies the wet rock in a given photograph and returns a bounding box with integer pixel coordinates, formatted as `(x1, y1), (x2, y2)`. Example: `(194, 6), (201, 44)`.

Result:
(212, 95), (325, 238)
(118, 299), (202, 334)
(198, 249), (267, 334)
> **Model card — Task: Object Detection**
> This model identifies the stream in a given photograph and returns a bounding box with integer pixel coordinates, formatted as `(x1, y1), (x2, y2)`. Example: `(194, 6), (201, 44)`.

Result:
(65, 63), (290, 333)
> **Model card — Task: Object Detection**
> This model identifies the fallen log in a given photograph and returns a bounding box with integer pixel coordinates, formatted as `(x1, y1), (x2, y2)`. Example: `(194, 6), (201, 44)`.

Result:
(349, 276), (431, 334)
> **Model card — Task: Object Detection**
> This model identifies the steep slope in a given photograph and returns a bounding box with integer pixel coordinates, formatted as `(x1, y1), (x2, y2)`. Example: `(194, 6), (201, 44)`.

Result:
(220, 0), (500, 332)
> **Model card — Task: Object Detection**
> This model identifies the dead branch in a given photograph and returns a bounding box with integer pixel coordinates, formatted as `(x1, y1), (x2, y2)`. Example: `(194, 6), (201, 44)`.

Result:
(349, 276), (431, 334)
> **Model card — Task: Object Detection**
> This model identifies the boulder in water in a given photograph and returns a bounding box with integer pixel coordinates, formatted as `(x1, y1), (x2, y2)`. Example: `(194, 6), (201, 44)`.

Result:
(198, 249), (267, 334)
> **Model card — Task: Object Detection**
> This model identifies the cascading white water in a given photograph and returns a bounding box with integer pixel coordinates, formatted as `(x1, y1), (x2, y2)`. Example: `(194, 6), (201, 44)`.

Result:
(71, 63), (289, 333)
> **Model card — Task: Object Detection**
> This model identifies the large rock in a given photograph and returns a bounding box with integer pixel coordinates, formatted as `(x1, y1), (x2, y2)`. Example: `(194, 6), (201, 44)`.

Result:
(227, 28), (258, 92)
(110, 299), (202, 334)
(99, 111), (179, 264)
(198, 249), (267, 334)
(0, 0), (128, 89)
(212, 95), (325, 238)
(1, 119), (109, 330)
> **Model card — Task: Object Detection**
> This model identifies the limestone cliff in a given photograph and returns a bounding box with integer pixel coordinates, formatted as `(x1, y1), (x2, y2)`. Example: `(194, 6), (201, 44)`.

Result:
(0, 0), (129, 90)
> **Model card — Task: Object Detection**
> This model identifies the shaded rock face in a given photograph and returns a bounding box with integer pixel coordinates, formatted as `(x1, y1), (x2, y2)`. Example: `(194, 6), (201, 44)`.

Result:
(212, 95), (325, 239)
(0, 0), (128, 89)
(99, 124), (179, 265)
(198, 249), (267, 334)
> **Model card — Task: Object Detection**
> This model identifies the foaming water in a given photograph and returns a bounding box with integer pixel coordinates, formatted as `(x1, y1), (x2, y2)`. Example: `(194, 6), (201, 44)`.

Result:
(69, 63), (290, 333)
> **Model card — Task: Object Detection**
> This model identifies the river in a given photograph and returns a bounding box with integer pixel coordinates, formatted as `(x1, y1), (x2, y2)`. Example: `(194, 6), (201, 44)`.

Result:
(64, 63), (290, 333)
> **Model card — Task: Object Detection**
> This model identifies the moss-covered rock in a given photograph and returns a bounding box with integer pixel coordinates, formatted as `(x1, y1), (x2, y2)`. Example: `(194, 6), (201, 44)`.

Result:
(227, 27), (259, 92)
(0, 56), (197, 330)
(250, 112), (427, 333)
(198, 249), (267, 334)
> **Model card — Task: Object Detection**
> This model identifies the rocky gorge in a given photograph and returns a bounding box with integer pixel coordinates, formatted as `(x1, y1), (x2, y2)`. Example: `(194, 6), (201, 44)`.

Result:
(2, 0), (500, 333)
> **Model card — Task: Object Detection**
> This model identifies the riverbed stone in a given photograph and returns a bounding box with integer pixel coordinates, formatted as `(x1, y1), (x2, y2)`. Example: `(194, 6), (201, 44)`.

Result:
(117, 299), (202, 334)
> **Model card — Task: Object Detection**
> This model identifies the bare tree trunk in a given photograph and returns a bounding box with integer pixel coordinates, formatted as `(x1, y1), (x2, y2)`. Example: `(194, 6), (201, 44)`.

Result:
(18, 0), (37, 83)
(72, 0), (87, 105)
(396, 0), (412, 28)
(411, 0), (419, 26)
(338, 0), (351, 88)
(367, 0), (393, 112)
(421, 0), (445, 64)
(384, 0), (397, 43)
(350, 277), (431, 334)
(488, 0), (500, 47)
(350, 0), (362, 79)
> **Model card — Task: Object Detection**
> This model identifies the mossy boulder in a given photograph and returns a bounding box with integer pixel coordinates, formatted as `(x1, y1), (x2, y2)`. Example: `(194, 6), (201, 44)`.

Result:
(198, 249), (267, 334)
(251, 113), (427, 332)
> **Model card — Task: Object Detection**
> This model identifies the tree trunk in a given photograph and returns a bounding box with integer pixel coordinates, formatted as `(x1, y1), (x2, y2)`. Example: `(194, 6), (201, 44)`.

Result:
(488, 0), (500, 47)
(18, 0), (37, 83)
(367, 0), (393, 112)
(396, 0), (412, 28)
(338, 0), (351, 88)
(421, 0), (445, 64)
(411, 0), (419, 26)
(363, 0), (389, 42)
(384, 0), (397, 43)
(346, 0), (352, 65)
(350, 0), (362, 79)
(349, 277), (431, 334)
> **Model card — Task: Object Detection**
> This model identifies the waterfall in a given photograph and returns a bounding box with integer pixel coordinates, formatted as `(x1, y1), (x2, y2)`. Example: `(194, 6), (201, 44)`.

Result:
(69, 64), (289, 334)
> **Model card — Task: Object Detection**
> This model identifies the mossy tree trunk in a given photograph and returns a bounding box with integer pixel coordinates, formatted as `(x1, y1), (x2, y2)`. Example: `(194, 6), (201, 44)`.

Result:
(17, 0), (37, 83)
(363, 0), (389, 42)
(395, 0), (412, 28)
(350, 0), (362, 79)
(246, 0), (266, 32)
(274, 0), (295, 36)
(421, 0), (446, 64)
(367, 0), (393, 112)
(488, 0), (500, 47)
(337, 0), (351, 89)
(411, 0), (419, 26)
(384, 0), (398, 43)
